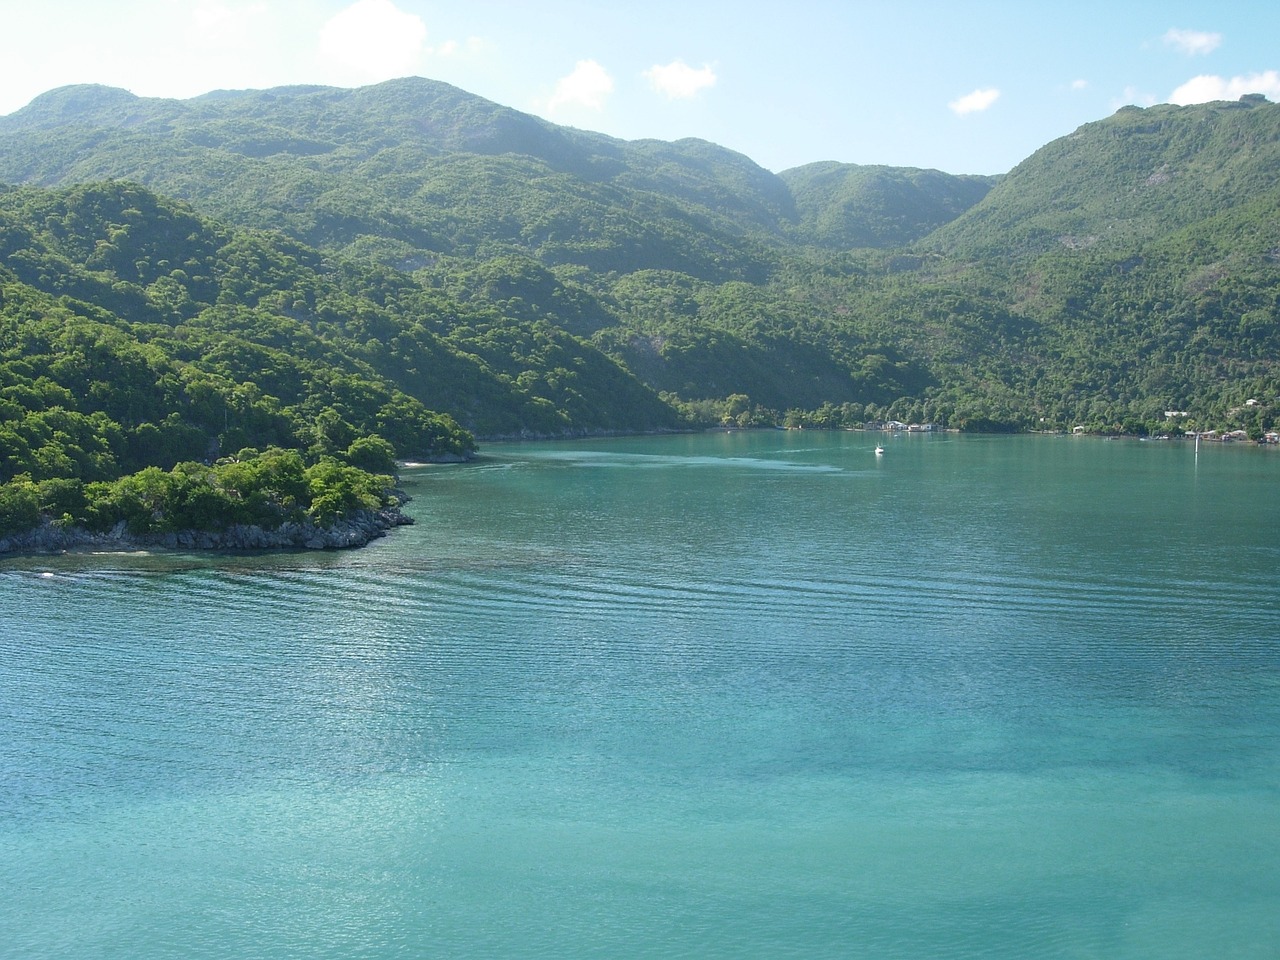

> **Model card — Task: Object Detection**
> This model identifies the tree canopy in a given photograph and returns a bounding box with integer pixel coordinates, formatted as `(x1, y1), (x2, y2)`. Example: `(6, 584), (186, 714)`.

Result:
(1, 85), (1278, 541)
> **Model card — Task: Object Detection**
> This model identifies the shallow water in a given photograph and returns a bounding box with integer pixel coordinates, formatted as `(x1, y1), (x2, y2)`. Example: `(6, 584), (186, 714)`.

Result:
(2, 432), (1278, 958)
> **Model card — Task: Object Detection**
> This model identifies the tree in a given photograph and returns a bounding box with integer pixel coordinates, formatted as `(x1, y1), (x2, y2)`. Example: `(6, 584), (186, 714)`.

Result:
(0, 477), (40, 536)
(344, 434), (397, 474)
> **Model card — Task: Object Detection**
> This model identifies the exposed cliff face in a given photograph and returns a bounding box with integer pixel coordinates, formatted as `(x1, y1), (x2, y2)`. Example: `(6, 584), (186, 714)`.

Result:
(0, 507), (413, 555)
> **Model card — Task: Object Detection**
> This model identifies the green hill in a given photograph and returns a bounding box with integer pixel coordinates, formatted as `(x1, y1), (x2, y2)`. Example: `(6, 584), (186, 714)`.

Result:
(780, 162), (996, 248)
(0, 80), (1277, 540)
(926, 96), (1280, 259)
(0, 179), (696, 539)
(0, 79), (804, 280)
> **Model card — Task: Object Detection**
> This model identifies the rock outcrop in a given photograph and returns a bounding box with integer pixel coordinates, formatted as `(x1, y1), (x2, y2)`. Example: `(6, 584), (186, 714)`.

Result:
(0, 507), (413, 555)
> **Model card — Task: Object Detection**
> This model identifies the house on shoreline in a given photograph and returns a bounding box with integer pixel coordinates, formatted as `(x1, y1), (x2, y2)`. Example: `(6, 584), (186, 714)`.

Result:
(874, 420), (935, 432)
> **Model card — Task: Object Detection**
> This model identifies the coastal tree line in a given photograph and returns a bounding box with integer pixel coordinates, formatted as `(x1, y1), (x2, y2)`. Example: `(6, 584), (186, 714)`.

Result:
(1, 90), (1278, 539)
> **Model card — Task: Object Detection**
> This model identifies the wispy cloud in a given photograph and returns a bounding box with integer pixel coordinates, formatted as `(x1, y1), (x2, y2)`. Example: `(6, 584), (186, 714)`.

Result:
(1170, 71), (1280, 104)
(1071, 79), (1088, 91)
(644, 60), (717, 100)
(318, 0), (427, 79)
(1114, 86), (1158, 110)
(547, 59), (614, 112)
(429, 36), (489, 59)
(1163, 28), (1223, 56)
(189, 1), (269, 47)
(948, 87), (1000, 115)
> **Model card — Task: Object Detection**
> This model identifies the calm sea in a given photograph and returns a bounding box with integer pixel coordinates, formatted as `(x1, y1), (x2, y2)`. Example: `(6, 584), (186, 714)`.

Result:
(2, 432), (1278, 959)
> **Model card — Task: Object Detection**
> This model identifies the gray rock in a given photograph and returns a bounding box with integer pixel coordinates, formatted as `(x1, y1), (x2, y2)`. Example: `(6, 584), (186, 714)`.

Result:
(1, 506), (414, 556)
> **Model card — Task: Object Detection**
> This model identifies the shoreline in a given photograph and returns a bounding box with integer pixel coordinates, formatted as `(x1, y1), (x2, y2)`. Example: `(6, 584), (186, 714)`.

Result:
(0, 505), (414, 557)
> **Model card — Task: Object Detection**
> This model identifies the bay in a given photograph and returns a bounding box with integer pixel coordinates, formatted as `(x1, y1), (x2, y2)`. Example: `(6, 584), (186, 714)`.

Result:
(2, 431), (1278, 959)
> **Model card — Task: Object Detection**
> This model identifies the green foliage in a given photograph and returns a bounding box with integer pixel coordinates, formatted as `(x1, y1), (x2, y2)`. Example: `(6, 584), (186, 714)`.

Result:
(344, 434), (397, 474)
(304, 457), (392, 524)
(0, 476), (40, 536)
(0, 179), (668, 458)
(927, 97), (1280, 260)
(0, 446), (398, 539)
(0, 79), (791, 280)
(0, 80), (1277, 535)
(781, 162), (996, 249)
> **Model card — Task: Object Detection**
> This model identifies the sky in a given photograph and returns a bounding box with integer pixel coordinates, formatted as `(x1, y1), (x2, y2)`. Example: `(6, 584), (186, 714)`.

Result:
(2, 0), (1278, 175)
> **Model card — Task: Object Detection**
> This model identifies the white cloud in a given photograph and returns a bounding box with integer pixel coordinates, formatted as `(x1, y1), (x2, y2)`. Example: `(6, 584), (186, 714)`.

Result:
(318, 0), (427, 79)
(948, 87), (1000, 115)
(547, 59), (614, 112)
(1071, 79), (1088, 91)
(644, 60), (717, 100)
(1163, 28), (1223, 56)
(1170, 70), (1280, 104)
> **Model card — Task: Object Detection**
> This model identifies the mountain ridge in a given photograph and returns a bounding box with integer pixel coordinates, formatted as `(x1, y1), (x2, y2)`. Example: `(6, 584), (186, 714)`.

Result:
(0, 77), (991, 264)
(0, 78), (1276, 459)
(926, 95), (1280, 259)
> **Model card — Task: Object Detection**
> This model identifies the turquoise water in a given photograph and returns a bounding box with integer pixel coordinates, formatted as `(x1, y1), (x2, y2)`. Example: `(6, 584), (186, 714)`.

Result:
(2, 431), (1278, 958)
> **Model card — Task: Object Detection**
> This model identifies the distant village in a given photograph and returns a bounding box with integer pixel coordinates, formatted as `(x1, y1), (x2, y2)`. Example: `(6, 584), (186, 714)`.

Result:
(1064, 399), (1279, 444)
(861, 401), (1279, 444)
(864, 420), (937, 433)
(1069, 426), (1280, 443)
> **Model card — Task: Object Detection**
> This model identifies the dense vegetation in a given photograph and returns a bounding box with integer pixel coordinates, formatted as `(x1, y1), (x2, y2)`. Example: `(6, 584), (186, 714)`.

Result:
(1, 80), (1277, 541)
(0, 446), (397, 540)
(0, 181), (676, 538)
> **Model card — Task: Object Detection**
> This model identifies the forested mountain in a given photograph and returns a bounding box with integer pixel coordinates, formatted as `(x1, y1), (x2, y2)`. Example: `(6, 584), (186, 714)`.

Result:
(780, 163), (997, 249)
(0, 180), (679, 538)
(927, 95), (1280, 259)
(0, 79), (799, 280)
(1, 79), (1277, 540)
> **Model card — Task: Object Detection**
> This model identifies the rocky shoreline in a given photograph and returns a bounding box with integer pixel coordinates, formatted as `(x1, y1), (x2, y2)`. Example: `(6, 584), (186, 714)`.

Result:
(0, 506), (414, 556)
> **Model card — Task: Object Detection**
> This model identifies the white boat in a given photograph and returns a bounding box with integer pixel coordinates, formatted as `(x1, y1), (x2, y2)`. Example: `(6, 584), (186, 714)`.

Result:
(874, 445), (885, 456)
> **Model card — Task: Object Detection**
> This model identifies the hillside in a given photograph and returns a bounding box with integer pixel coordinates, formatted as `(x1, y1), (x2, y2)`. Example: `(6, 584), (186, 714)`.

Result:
(0, 180), (692, 498)
(780, 163), (997, 249)
(0, 79), (993, 273)
(0, 80), (796, 281)
(0, 80), (1277, 480)
(927, 95), (1280, 259)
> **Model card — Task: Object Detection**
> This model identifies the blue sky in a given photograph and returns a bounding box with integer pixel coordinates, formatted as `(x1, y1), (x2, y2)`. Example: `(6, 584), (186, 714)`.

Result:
(2, 0), (1277, 174)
